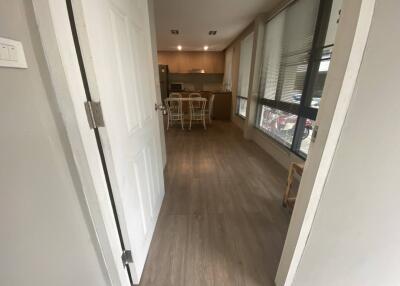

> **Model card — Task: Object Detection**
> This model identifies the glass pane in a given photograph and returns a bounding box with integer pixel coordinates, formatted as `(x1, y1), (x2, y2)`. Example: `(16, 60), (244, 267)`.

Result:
(309, 59), (329, 108)
(238, 98), (247, 118)
(299, 118), (316, 155)
(258, 105), (297, 148)
(308, 44), (334, 108)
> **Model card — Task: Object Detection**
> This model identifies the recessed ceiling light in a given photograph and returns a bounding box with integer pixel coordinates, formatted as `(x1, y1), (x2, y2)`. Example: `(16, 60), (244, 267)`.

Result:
(203, 46), (209, 51)
(208, 30), (217, 35)
(177, 45), (182, 51)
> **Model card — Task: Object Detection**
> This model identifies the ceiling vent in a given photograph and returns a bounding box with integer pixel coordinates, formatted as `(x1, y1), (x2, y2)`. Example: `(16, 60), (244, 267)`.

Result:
(170, 29), (179, 35)
(208, 30), (217, 35)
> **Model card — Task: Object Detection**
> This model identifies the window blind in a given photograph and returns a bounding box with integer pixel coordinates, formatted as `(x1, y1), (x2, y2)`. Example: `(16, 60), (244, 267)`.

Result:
(260, 0), (320, 104)
(223, 47), (233, 91)
(237, 32), (254, 98)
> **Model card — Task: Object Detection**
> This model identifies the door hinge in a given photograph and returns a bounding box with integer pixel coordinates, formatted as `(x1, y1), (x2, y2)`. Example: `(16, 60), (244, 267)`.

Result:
(84, 101), (105, 129)
(336, 9), (342, 24)
(121, 250), (133, 268)
(311, 125), (319, 143)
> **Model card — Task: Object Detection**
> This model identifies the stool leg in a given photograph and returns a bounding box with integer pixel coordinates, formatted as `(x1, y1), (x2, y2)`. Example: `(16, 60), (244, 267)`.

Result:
(189, 111), (192, 130)
(283, 164), (294, 207)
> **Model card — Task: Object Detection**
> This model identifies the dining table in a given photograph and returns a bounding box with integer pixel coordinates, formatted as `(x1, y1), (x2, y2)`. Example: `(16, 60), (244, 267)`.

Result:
(165, 97), (207, 102)
(165, 97), (207, 116)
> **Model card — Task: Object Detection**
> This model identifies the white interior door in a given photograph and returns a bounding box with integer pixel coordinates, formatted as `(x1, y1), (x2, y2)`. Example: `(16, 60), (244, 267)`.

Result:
(72, 0), (165, 282)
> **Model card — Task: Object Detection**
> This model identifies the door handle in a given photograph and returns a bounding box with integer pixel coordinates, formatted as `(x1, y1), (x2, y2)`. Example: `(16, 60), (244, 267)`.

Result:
(155, 103), (167, 115)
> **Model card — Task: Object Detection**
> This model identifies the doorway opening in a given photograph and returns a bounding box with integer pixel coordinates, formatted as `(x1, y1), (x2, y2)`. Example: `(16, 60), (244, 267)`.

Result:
(142, 0), (345, 285)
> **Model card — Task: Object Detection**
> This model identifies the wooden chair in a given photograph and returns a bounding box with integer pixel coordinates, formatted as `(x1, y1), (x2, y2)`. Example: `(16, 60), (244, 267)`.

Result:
(189, 98), (207, 130)
(283, 162), (304, 209)
(204, 93), (215, 123)
(188, 92), (202, 109)
(165, 93), (184, 130)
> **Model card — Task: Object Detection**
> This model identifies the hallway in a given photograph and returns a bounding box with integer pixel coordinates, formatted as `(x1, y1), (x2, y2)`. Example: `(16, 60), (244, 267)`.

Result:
(140, 121), (291, 286)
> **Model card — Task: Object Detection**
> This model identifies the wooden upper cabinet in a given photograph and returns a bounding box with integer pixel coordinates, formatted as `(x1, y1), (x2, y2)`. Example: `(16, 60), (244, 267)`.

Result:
(157, 51), (225, 73)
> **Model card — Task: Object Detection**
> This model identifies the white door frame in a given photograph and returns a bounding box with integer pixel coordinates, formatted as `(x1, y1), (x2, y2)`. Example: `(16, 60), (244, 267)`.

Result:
(275, 0), (376, 285)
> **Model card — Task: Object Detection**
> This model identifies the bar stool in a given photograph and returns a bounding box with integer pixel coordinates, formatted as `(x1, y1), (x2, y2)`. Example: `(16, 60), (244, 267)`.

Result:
(189, 98), (207, 130)
(165, 93), (184, 130)
(204, 94), (215, 123)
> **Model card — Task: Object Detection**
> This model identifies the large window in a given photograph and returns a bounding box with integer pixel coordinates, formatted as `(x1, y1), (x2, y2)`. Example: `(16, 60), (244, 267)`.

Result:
(257, 0), (342, 158)
(236, 32), (254, 118)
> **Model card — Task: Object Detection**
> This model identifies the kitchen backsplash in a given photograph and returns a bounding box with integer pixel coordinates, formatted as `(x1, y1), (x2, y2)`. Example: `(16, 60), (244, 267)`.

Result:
(169, 73), (224, 91)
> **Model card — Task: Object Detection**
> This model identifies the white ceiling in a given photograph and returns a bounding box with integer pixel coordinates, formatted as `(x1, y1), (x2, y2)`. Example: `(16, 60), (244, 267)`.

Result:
(154, 0), (284, 51)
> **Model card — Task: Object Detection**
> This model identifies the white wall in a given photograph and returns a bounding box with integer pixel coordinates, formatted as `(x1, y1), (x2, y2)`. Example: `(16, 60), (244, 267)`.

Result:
(0, 1), (109, 285)
(292, 0), (400, 284)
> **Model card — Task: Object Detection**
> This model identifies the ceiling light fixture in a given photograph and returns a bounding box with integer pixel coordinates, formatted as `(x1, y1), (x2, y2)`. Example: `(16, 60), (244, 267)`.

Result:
(208, 30), (217, 35)
(171, 29), (179, 35)
(203, 46), (209, 51)
(177, 45), (182, 51)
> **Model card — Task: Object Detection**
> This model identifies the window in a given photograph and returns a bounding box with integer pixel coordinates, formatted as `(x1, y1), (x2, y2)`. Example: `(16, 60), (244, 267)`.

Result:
(256, 0), (342, 158)
(236, 32), (254, 118)
(237, 98), (247, 118)
(223, 47), (233, 91)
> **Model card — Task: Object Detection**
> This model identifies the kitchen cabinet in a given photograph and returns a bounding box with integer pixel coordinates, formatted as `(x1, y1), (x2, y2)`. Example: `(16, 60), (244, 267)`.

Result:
(211, 92), (232, 120)
(157, 51), (225, 74)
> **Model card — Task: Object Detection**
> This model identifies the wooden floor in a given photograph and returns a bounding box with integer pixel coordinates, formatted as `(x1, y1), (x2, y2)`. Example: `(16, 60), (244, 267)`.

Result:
(139, 121), (290, 286)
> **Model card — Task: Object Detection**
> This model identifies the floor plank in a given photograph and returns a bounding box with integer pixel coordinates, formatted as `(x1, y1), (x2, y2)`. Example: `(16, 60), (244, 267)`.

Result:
(139, 121), (290, 286)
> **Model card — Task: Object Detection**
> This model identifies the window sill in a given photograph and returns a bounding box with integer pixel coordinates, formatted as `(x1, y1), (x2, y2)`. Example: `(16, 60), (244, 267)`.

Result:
(236, 114), (246, 120)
